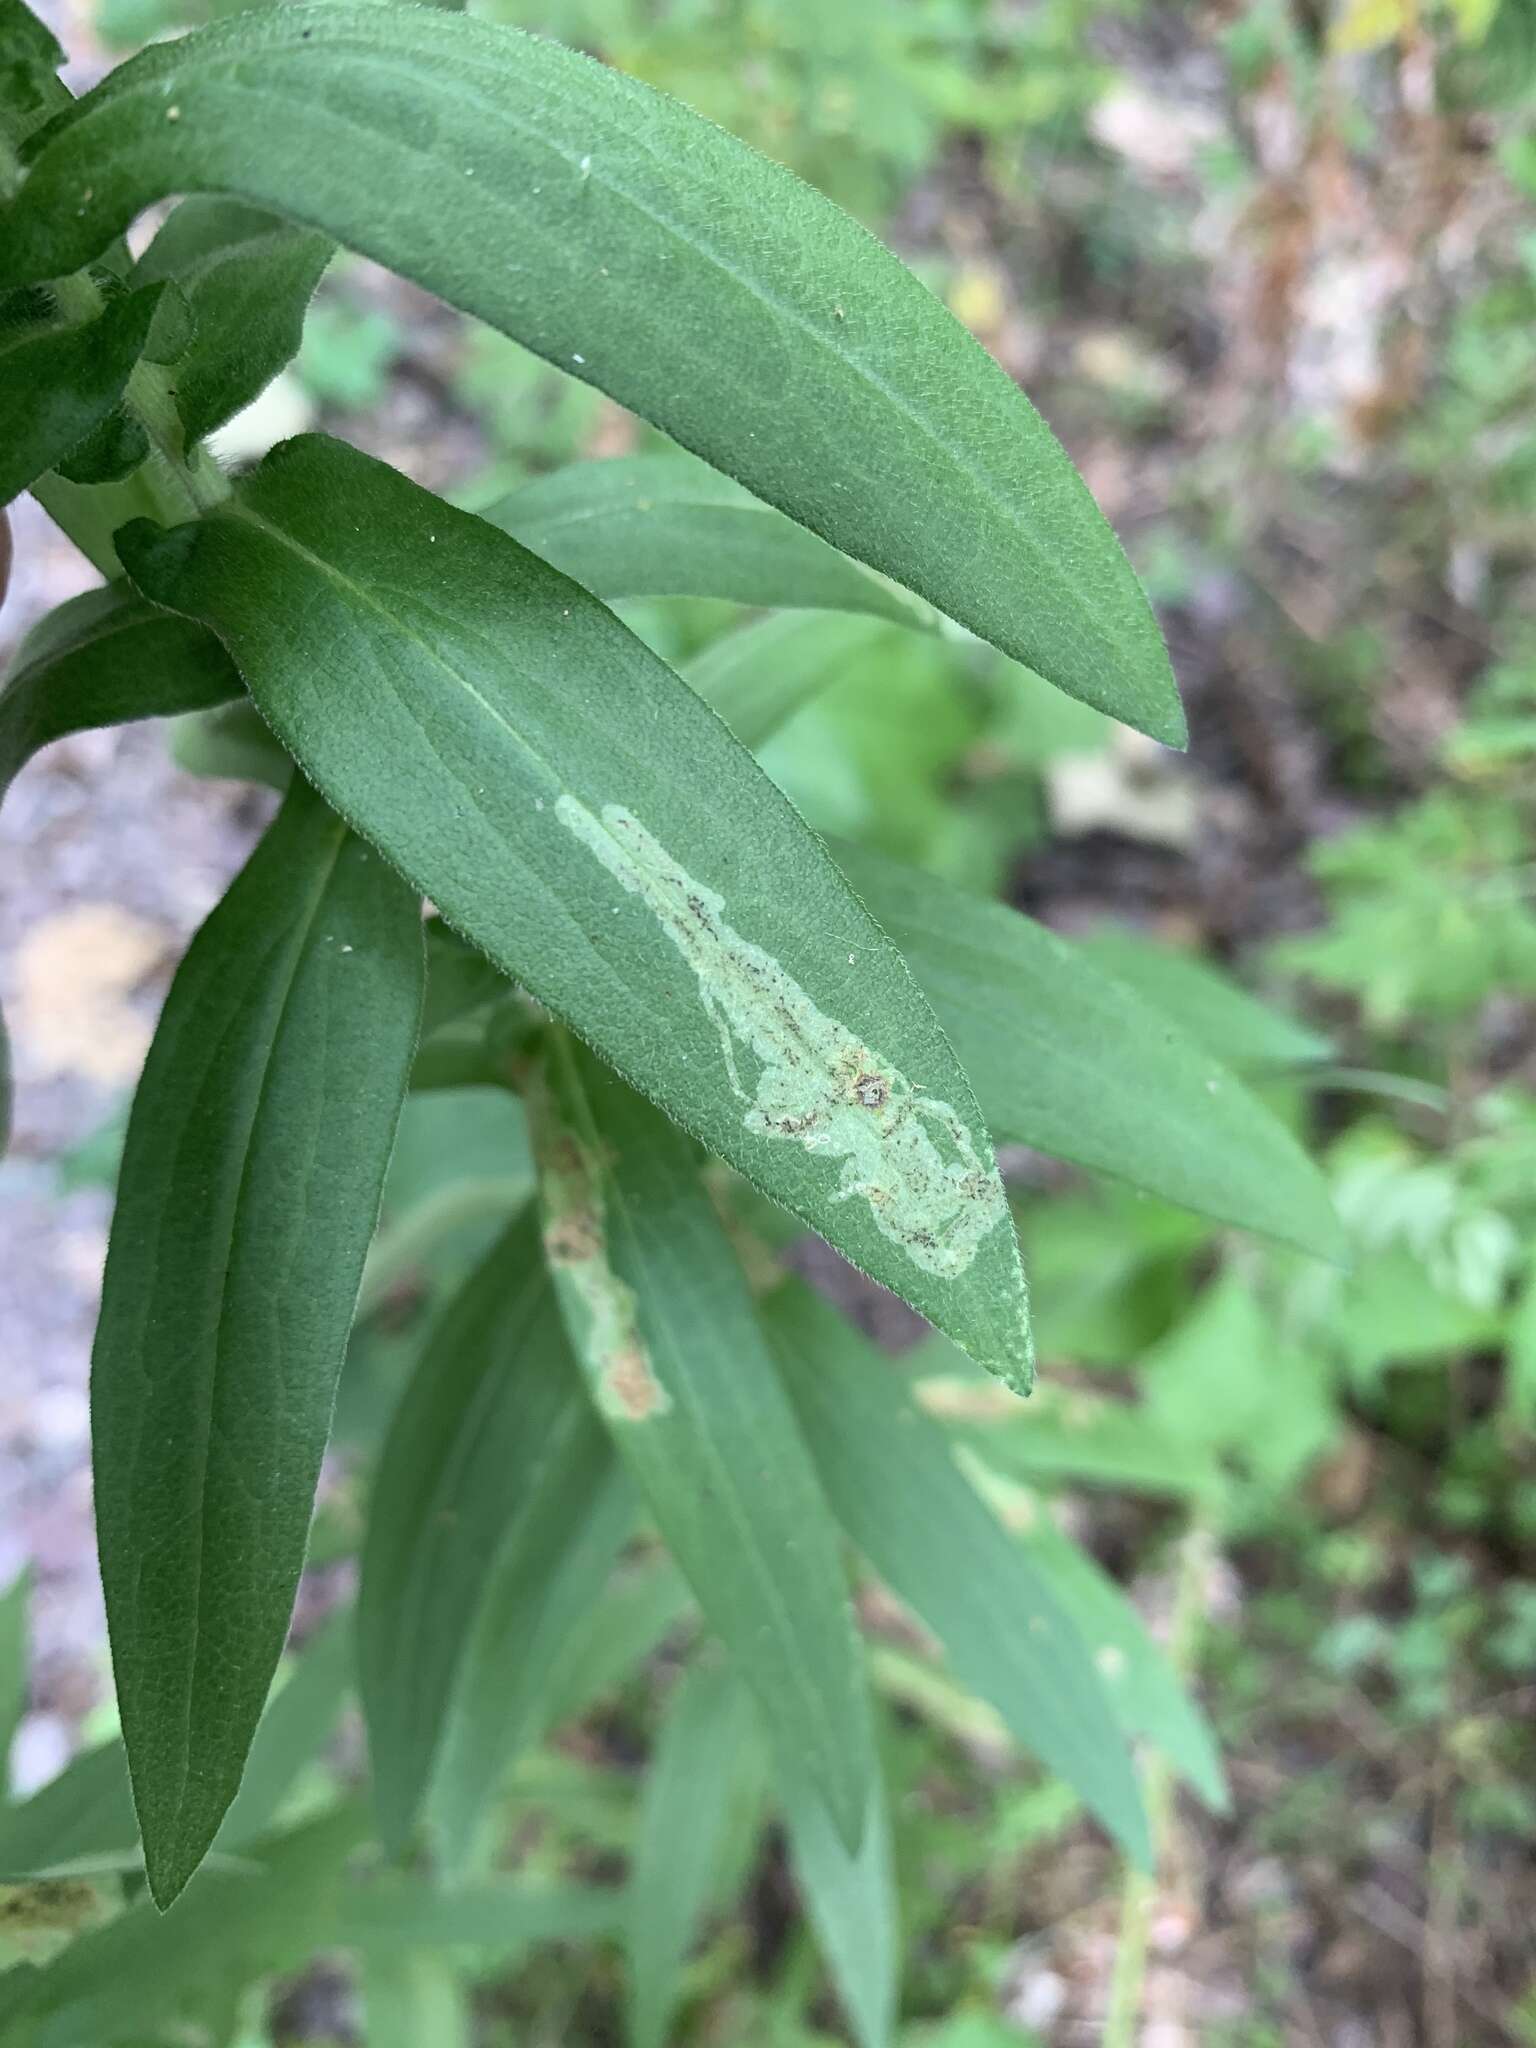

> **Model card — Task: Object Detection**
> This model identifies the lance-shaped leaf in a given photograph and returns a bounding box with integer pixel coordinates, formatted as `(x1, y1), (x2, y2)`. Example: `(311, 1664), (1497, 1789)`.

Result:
(1, 2), (1181, 740)
(686, 611), (891, 752)
(526, 1030), (876, 1851)
(118, 433), (1034, 1388)
(838, 843), (1344, 1261)
(483, 455), (928, 626)
(0, 581), (239, 806)
(133, 197), (332, 444)
(1074, 926), (1331, 1072)
(358, 1208), (612, 1853)
(431, 1456), (635, 1875)
(765, 1283), (1151, 1865)
(91, 776), (423, 1907)
(780, 1756), (898, 2048)
(627, 1660), (762, 2048)
(0, 281), (172, 508)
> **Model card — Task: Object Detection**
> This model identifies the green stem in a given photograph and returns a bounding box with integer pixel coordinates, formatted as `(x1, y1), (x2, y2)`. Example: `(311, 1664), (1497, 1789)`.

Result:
(1103, 1518), (1215, 2046)
(29, 270), (230, 574)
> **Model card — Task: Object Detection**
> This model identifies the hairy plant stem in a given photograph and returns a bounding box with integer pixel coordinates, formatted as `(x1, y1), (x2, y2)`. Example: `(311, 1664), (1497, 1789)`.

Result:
(1102, 1517), (1216, 2047)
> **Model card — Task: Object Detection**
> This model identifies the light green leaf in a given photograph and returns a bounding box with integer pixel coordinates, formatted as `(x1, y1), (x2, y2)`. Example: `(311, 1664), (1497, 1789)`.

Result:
(839, 844), (1344, 1260)
(782, 1758), (898, 2048)
(0, 282), (170, 508)
(91, 776), (424, 1906)
(919, 1355), (1224, 1502)
(527, 1555), (694, 1744)
(431, 1458), (636, 1876)
(0, 583), (239, 807)
(767, 1284), (1150, 1865)
(338, 1872), (623, 1957)
(359, 1207), (612, 1854)
(133, 196), (331, 443)
(215, 1613), (352, 1848)
(484, 454), (929, 625)
(1075, 926), (1331, 1072)
(527, 1030), (876, 1851)
(0, 1617), (354, 1884)
(118, 433), (1033, 1387)
(2, 1805), (365, 2048)
(0, 1741), (135, 1882)
(1004, 1509), (1226, 1811)
(686, 611), (891, 752)
(628, 1659), (760, 2048)
(362, 1951), (472, 2048)
(2, 1), (1182, 739)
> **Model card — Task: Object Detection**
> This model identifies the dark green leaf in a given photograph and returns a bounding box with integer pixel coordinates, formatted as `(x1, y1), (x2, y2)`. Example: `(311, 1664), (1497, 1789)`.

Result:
(838, 844), (1344, 1260)
(484, 454), (928, 626)
(92, 775), (423, 1906)
(527, 1031), (877, 1850)
(119, 433), (1033, 1386)
(168, 695), (292, 788)
(0, 281), (169, 509)
(628, 1659), (760, 2048)
(2, 2), (1181, 739)
(0, 0), (67, 152)
(767, 1284), (1150, 1864)
(1075, 926), (1331, 1072)
(0, 581), (239, 806)
(359, 1207), (611, 1854)
(431, 1458), (635, 1876)
(133, 197), (331, 443)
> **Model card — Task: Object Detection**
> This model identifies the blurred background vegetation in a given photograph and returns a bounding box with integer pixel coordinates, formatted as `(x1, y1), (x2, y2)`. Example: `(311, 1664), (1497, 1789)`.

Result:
(2, 0), (1535, 2041)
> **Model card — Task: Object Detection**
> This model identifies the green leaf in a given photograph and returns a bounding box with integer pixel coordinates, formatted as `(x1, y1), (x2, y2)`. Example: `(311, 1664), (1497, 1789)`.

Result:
(215, 1613), (353, 1848)
(0, 1617), (355, 1883)
(0, 1740), (136, 1881)
(483, 454), (928, 626)
(362, 1951), (472, 2048)
(1074, 926), (1331, 1072)
(3, 1805), (366, 2048)
(358, 1207), (612, 1854)
(780, 1756), (898, 2048)
(431, 1458), (636, 1876)
(119, 432), (1033, 1387)
(0, 581), (239, 806)
(338, 1871), (622, 1957)
(1005, 1510), (1226, 1810)
(0, 0), (69, 161)
(2, 2), (1182, 740)
(838, 844), (1344, 1261)
(686, 611), (891, 752)
(91, 775), (423, 1907)
(0, 281), (170, 509)
(133, 197), (331, 443)
(527, 1030), (877, 1850)
(919, 1356), (1224, 1502)
(628, 1659), (760, 2048)
(766, 1284), (1150, 1865)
